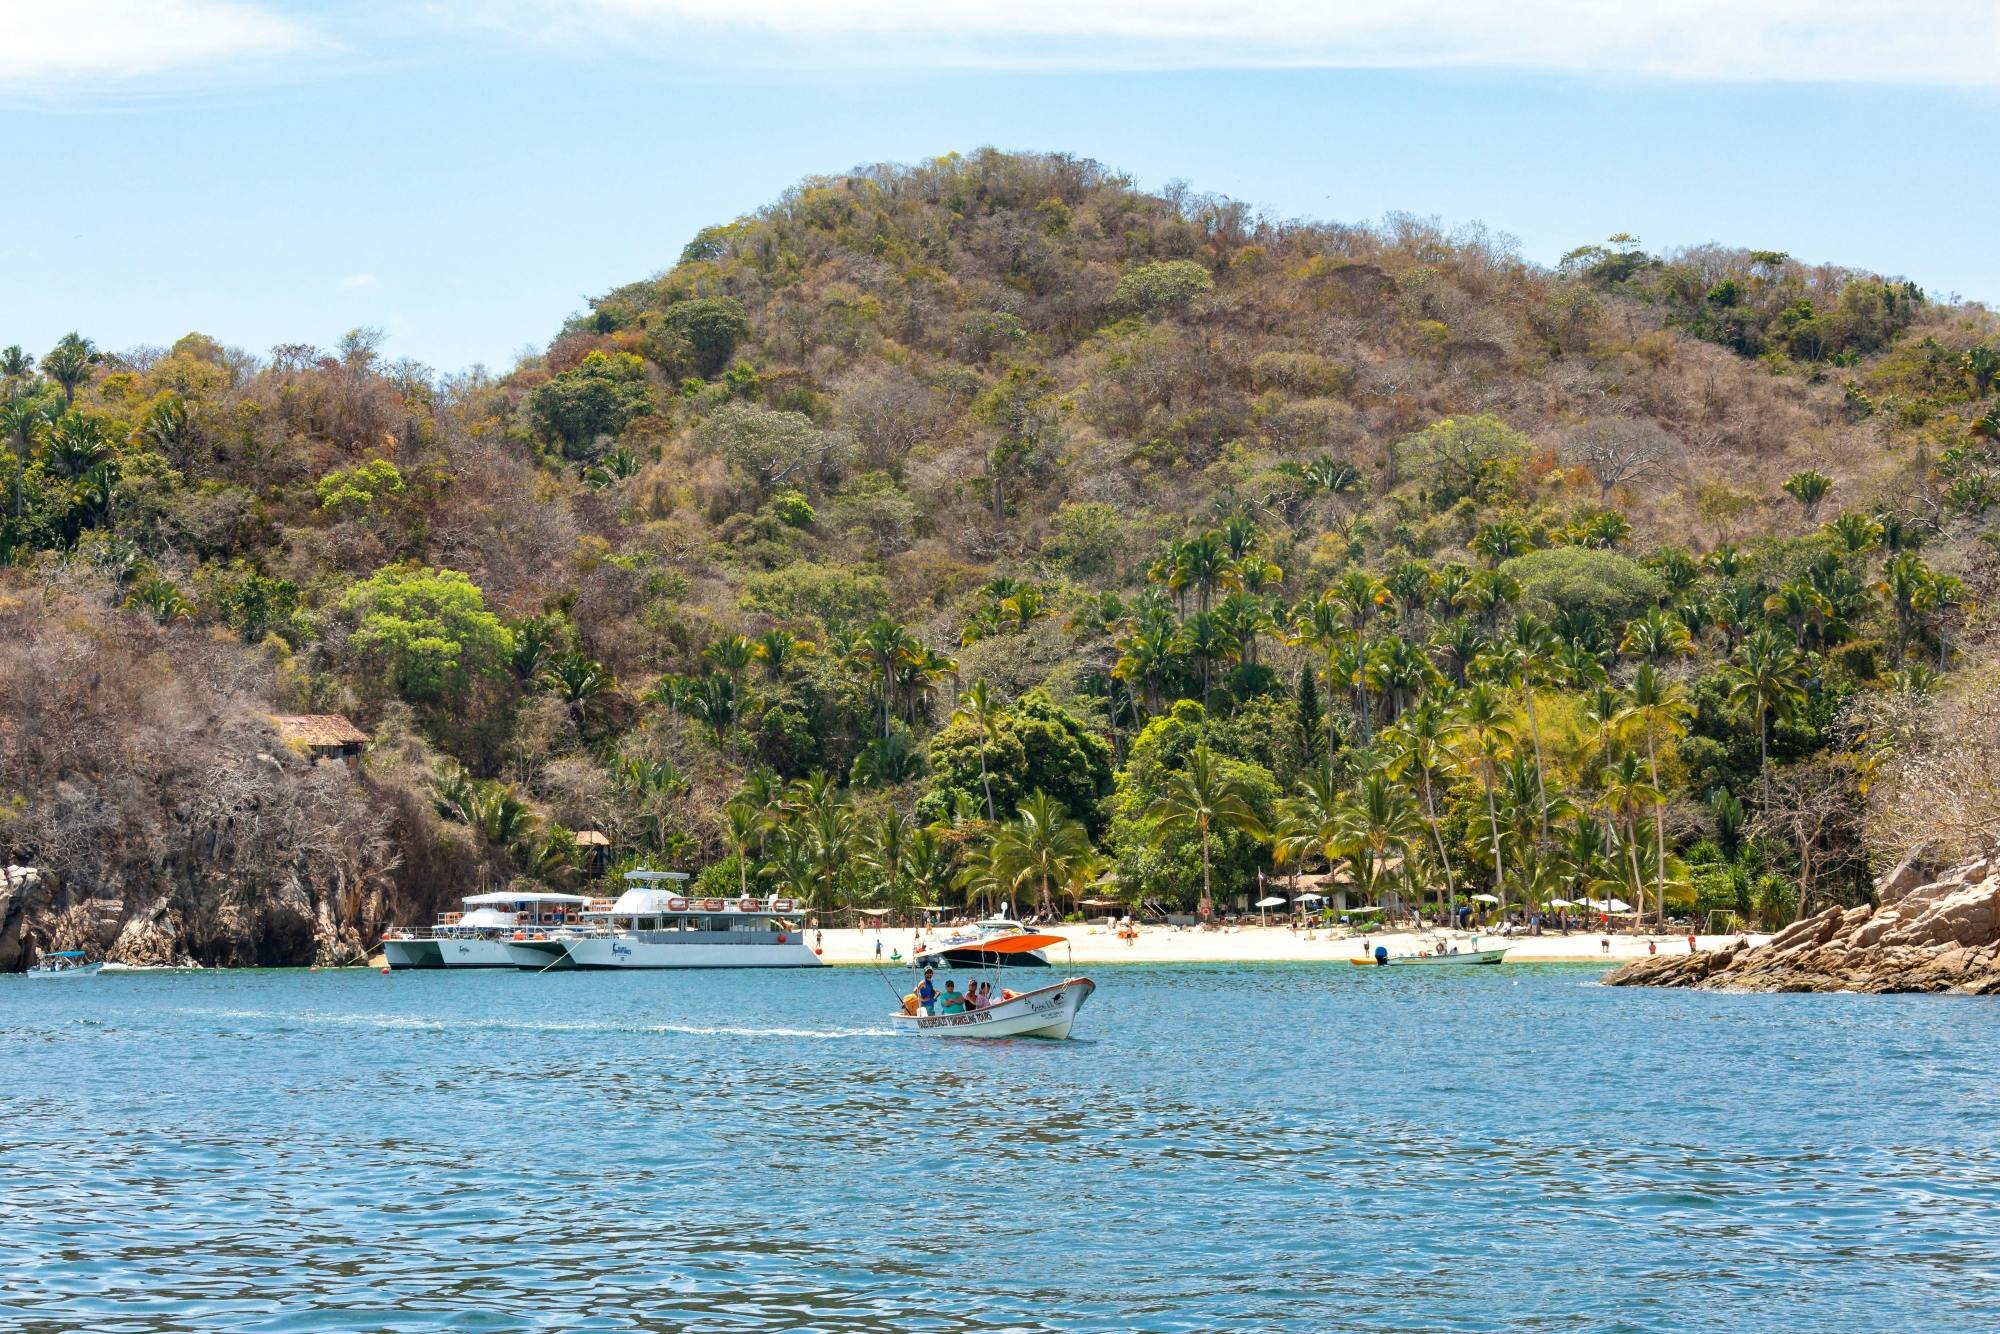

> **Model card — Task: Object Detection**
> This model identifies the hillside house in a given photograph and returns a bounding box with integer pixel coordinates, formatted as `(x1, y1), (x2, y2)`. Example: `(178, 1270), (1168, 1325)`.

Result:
(271, 714), (370, 770)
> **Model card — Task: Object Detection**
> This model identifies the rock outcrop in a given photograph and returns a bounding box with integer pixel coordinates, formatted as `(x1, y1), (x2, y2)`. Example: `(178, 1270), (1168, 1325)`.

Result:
(1606, 850), (2000, 994)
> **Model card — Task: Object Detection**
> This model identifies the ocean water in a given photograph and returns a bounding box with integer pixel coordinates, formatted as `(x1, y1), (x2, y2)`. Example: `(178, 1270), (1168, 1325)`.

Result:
(3, 963), (1997, 1333)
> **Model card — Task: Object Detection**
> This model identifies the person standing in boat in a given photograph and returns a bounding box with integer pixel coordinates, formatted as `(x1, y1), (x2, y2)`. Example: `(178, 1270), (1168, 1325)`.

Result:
(917, 967), (938, 1015)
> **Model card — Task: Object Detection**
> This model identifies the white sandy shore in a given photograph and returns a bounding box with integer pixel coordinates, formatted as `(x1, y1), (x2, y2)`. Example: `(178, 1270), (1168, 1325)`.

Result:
(806, 924), (1771, 967)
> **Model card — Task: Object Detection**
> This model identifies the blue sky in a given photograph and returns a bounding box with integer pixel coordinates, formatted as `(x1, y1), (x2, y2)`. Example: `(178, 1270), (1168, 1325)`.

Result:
(5, 1), (1997, 372)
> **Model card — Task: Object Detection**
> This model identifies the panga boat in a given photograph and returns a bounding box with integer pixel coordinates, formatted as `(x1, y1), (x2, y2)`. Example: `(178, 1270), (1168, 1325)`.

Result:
(1350, 937), (1509, 967)
(912, 917), (1052, 969)
(26, 950), (101, 979)
(892, 934), (1094, 1039)
(503, 870), (825, 970)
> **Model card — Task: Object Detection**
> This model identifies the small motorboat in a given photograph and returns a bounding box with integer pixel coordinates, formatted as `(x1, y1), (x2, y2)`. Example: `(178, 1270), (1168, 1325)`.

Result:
(912, 916), (1052, 969)
(893, 976), (1096, 1040)
(26, 950), (102, 979)
(1351, 938), (1509, 967)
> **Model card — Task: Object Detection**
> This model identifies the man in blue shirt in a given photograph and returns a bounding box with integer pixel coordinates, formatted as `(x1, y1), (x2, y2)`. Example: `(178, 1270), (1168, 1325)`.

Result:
(916, 967), (938, 1015)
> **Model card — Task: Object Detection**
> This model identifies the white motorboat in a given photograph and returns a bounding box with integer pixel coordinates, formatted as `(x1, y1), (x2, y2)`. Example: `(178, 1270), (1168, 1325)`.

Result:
(912, 916), (1051, 970)
(26, 950), (101, 979)
(1350, 937), (1510, 967)
(893, 975), (1095, 1039)
(505, 871), (825, 970)
(382, 891), (593, 969)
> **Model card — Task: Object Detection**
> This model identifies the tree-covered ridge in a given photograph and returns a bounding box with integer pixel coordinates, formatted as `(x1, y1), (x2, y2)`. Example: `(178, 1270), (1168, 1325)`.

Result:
(6, 149), (2000, 959)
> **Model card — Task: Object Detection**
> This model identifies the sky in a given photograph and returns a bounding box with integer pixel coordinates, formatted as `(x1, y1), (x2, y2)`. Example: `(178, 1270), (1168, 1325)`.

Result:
(4, 0), (1998, 373)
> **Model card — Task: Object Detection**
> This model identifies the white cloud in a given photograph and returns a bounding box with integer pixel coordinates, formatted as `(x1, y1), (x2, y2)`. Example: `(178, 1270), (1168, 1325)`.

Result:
(341, 273), (378, 290)
(449, 0), (2000, 85)
(0, 0), (320, 91)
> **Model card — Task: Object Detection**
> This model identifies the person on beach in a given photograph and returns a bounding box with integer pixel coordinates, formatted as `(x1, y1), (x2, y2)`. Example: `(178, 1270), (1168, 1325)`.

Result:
(917, 967), (938, 1015)
(1688, 933), (1698, 953)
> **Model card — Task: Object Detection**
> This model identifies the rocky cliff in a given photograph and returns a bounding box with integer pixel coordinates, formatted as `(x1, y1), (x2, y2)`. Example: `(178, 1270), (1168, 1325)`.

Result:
(1604, 849), (2000, 994)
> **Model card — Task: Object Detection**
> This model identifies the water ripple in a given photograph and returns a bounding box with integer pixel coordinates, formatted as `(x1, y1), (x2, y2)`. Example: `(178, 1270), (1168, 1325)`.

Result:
(3, 965), (1997, 1330)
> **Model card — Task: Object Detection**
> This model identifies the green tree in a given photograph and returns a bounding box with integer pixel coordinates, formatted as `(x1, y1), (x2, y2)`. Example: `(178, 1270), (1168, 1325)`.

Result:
(1330, 771), (1425, 905)
(42, 333), (96, 408)
(989, 790), (1099, 917)
(1143, 745), (1267, 911)
(339, 565), (512, 704)
(1115, 259), (1214, 313)
(1781, 469), (1833, 523)
(661, 297), (751, 377)
(527, 350), (653, 460)
(1720, 628), (1810, 807)
(1616, 663), (1692, 927)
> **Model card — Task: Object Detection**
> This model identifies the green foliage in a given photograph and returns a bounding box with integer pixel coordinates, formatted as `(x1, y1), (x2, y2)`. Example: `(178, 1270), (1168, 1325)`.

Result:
(1398, 415), (1534, 506)
(741, 562), (889, 634)
(315, 458), (404, 514)
(528, 350), (653, 460)
(1502, 547), (1665, 627)
(920, 691), (1115, 834)
(340, 565), (512, 704)
(661, 297), (751, 377)
(1114, 260), (1213, 313)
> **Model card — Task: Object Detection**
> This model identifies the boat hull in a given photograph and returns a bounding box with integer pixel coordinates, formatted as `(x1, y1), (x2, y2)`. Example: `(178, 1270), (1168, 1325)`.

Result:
(526, 933), (826, 970)
(916, 944), (1050, 970)
(1390, 948), (1508, 966)
(382, 939), (445, 970)
(26, 962), (102, 979)
(437, 938), (522, 969)
(893, 977), (1094, 1039)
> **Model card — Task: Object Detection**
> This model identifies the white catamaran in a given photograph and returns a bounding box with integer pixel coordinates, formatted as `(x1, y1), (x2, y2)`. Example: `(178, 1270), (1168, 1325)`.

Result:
(382, 891), (593, 969)
(501, 871), (826, 970)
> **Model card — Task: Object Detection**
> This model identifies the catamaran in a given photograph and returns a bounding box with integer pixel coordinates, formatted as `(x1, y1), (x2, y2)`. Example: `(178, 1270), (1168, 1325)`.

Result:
(502, 870), (825, 970)
(382, 891), (593, 969)
(911, 917), (1052, 970)
(26, 949), (101, 979)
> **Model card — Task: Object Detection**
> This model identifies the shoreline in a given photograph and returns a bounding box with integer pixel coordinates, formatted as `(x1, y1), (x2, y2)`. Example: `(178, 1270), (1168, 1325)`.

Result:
(808, 924), (1772, 968)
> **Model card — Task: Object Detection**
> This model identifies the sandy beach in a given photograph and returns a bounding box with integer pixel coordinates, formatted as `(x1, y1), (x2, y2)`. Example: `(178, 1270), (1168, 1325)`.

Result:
(807, 923), (1770, 967)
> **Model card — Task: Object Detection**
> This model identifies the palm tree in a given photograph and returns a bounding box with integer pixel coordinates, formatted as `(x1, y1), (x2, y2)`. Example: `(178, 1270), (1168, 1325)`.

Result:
(41, 333), (96, 409)
(1616, 663), (1692, 927)
(704, 634), (755, 678)
(989, 791), (1098, 918)
(951, 678), (1006, 822)
(899, 828), (959, 914)
(1331, 772), (1424, 908)
(1452, 683), (1514, 911)
(852, 617), (918, 737)
(1144, 745), (1266, 913)
(1781, 469), (1833, 523)
(1720, 628), (1810, 807)
(1479, 613), (1554, 837)
(0, 398), (43, 526)
(1619, 606), (1693, 664)
(751, 628), (814, 679)
(1174, 609), (1238, 701)
(1600, 751), (1663, 920)
(722, 799), (764, 900)
(0, 345), (33, 397)
(1384, 699), (1461, 920)
(1289, 594), (1348, 774)
(858, 810), (911, 904)
(1274, 769), (1341, 902)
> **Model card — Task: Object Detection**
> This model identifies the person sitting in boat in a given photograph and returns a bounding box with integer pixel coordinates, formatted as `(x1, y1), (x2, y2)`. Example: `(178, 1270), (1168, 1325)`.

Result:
(916, 967), (938, 1015)
(969, 981), (989, 1010)
(937, 980), (966, 1014)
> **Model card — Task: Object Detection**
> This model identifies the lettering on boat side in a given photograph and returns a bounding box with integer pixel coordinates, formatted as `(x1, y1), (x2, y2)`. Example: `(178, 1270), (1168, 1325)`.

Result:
(611, 941), (632, 958)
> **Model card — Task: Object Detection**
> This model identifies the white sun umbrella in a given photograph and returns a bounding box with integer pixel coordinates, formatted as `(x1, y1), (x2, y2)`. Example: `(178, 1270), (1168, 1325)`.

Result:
(1296, 891), (1325, 902)
(1254, 894), (1285, 924)
(1471, 893), (1500, 904)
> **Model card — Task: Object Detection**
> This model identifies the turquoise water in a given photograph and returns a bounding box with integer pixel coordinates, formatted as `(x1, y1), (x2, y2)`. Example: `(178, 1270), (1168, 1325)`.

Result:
(4, 964), (1997, 1332)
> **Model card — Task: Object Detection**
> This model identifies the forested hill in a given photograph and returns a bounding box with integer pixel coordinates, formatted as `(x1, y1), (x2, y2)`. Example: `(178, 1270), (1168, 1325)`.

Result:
(6, 148), (2000, 968)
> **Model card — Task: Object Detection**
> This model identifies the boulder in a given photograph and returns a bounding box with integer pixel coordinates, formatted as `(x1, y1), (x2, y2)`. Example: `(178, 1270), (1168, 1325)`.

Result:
(1606, 847), (2000, 995)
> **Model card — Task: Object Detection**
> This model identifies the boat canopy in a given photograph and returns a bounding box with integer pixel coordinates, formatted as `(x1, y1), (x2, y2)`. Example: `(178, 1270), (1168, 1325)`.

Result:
(462, 891), (589, 906)
(624, 869), (690, 883)
(41, 949), (86, 958)
(605, 887), (794, 916)
(971, 933), (1066, 954)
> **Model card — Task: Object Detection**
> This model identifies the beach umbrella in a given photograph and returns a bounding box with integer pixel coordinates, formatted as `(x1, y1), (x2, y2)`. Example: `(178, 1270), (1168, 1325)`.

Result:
(1254, 893), (1285, 923)
(1471, 893), (1500, 904)
(1297, 890), (1325, 902)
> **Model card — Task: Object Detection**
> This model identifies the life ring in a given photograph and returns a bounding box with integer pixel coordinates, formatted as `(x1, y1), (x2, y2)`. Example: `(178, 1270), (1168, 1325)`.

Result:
(738, 896), (757, 913)
(513, 931), (525, 940)
(702, 898), (725, 913)
(776, 932), (787, 944)
(667, 896), (689, 912)
(773, 898), (795, 914)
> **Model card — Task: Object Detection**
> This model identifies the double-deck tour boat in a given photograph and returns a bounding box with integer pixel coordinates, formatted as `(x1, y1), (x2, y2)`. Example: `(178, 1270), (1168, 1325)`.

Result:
(382, 891), (592, 969)
(892, 934), (1093, 1038)
(912, 916), (1052, 970)
(502, 870), (825, 970)
(26, 949), (101, 979)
